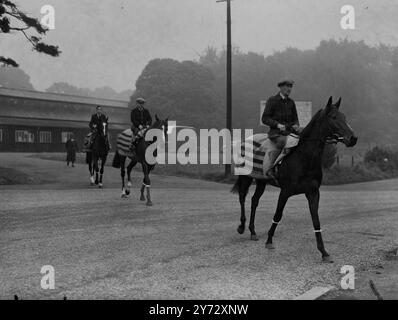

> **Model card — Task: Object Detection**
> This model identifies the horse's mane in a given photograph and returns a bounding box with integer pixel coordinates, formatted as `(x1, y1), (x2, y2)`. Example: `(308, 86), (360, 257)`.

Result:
(299, 109), (323, 140)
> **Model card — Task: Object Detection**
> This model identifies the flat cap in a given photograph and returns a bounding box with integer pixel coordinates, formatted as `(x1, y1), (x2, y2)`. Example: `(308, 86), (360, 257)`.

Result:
(136, 97), (146, 104)
(277, 79), (295, 87)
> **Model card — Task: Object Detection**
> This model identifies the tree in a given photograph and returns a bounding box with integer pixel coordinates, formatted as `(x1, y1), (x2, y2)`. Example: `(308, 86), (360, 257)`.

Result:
(0, 65), (34, 90)
(132, 58), (222, 128)
(0, 0), (60, 67)
(197, 40), (398, 144)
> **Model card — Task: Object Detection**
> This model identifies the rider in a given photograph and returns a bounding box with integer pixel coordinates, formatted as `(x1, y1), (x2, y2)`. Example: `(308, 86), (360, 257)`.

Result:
(86, 105), (108, 150)
(261, 79), (301, 180)
(130, 97), (152, 153)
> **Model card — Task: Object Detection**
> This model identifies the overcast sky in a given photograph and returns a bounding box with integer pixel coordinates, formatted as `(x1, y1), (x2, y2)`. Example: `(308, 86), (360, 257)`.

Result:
(2, 0), (397, 92)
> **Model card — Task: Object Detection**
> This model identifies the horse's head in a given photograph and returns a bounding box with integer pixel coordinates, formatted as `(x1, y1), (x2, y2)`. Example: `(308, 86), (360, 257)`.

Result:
(152, 114), (169, 142)
(321, 96), (358, 147)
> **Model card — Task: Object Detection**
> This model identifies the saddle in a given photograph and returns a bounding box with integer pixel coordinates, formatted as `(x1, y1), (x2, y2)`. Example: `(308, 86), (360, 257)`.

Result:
(235, 133), (299, 179)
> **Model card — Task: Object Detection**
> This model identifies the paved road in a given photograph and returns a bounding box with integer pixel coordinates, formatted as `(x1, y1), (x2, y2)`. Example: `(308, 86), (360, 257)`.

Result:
(0, 154), (397, 299)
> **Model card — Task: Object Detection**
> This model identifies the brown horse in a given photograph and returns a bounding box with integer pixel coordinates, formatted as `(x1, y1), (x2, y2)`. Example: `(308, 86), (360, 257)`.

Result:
(231, 97), (358, 262)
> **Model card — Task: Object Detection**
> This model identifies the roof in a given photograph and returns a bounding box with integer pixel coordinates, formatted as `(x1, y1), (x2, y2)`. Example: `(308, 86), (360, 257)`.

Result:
(0, 87), (131, 125)
(0, 116), (128, 130)
(0, 87), (129, 108)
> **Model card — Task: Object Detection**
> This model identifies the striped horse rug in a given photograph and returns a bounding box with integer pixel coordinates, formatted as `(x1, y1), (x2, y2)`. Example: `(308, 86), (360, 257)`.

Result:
(116, 129), (134, 157)
(234, 134), (280, 179)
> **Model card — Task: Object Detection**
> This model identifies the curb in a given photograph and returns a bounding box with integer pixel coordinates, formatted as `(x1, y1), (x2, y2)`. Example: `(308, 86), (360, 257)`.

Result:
(294, 286), (335, 300)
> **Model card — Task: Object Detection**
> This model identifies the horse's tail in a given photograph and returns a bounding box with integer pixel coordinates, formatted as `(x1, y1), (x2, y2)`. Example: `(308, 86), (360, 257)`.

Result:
(231, 175), (252, 196)
(112, 150), (122, 168)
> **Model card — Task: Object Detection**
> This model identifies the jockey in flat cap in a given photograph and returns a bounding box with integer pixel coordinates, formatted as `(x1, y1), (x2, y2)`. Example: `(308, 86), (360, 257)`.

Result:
(261, 78), (301, 181)
(87, 105), (109, 150)
(130, 97), (152, 153)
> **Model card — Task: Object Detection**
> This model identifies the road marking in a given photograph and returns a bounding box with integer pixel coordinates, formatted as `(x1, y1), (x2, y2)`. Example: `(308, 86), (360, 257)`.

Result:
(294, 286), (334, 300)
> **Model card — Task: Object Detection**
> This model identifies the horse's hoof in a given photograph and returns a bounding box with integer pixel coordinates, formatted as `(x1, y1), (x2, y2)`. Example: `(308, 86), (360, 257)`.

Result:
(322, 255), (334, 263)
(98, 184), (103, 189)
(265, 243), (275, 250)
(125, 190), (131, 196)
(237, 225), (245, 235)
(146, 201), (153, 207)
(140, 196), (146, 201)
(250, 234), (259, 241)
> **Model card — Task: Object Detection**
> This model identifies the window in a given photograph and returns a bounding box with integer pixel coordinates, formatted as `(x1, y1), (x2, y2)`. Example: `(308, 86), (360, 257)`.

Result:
(62, 131), (74, 143)
(15, 130), (35, 143)
(39, 131), (52, 144)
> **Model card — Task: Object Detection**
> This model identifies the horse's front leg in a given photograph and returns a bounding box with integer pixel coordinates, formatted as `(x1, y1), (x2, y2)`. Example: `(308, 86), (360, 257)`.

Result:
(249, 180), (266, 241)
(120, 156), (128, 198)
(266, 190), (289, 249)
(93, 156), (99, 185)
(126, 159), (137, 195)
(305, 188), (333, 263)
(88, 154), (95, 186)
(98, 155), (107, 189)
(141, 163), (152, 206)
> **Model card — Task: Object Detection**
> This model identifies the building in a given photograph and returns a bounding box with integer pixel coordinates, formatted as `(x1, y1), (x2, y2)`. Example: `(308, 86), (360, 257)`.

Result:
(0, 87), (131, 152)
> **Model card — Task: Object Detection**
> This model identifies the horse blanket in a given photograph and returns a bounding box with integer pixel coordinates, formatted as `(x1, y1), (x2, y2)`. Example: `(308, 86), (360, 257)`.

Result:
(234, 133), (299, 179)
(117, 129), (134, 157)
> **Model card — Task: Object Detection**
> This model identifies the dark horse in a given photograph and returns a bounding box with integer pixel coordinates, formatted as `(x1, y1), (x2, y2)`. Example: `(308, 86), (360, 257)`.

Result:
(86, 119), (110, 188)
(231, 97), (358, 262)
(112, 115), (168, 206)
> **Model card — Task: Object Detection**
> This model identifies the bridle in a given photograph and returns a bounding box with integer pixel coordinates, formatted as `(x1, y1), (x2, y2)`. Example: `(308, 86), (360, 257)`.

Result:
(298, 110), (345, 145)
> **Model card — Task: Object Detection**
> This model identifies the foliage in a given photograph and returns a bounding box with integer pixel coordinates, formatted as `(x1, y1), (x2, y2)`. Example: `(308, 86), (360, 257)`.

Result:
(132, 58), (222, 128)
(0, 0), (60, 67)
(0, 65), (34, 90)
(364, 146), (398, 172)
(197, 40), (398, 143)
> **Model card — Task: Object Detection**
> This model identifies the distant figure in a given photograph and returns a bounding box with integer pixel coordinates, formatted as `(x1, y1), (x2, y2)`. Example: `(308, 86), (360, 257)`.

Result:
(65, 135), (78, 167)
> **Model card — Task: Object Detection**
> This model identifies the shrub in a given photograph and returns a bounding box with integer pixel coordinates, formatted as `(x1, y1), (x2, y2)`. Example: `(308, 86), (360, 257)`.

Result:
(364, 146), (398, 172)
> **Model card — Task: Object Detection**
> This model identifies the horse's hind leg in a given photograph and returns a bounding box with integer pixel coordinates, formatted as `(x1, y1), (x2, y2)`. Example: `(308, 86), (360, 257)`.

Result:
(249, 180), (266, 241)
(236, 176), (253, 235)
(266, 189), (289, 249)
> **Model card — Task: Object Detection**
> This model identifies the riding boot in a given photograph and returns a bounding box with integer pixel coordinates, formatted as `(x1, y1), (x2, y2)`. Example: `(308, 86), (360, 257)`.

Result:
(266, 148), (289, 183)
